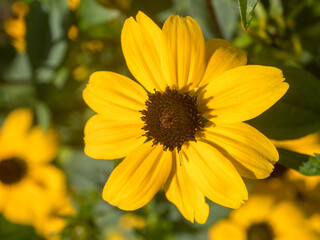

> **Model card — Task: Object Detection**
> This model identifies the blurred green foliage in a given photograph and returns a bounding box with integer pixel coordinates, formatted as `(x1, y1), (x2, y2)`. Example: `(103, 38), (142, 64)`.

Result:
(0, 0), (320, 239)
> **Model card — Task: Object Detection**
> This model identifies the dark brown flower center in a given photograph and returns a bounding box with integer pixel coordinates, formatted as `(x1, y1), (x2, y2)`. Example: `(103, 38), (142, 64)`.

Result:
(140, 88), (205, 151)
(247, 222), (275, 240)
(0, 157), (27, 185)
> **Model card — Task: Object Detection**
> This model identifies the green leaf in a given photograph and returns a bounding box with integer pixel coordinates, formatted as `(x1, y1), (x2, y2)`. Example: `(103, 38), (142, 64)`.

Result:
(278, 150), (320, 176)
(248, 67), (320, 140)
(237, 0), (259, 29)
(0, 215), (44, 240)
(278, 149), (309, 172)
(78, 0), (120, 31)
(299, 153), (320, 176)
(35, 102), (51, 131)
(3, 53), (32, 82)
(0, 84), (35, 109)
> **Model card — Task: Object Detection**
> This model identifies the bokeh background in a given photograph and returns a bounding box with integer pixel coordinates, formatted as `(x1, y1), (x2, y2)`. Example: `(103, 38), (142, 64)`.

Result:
(0, 0), (320, 239)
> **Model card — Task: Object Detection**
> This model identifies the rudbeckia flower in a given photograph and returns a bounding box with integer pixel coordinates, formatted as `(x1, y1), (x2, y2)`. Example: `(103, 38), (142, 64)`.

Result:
(209, 195), (318, 240)
(0, 109), (59, 225)
(83, 12), (289, 223)
(271, 131), (320, 156)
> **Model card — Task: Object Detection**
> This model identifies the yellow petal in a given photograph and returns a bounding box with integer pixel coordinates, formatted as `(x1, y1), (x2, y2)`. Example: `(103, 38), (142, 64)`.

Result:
(205, 38), (233, 62)
(84, 114), (146, 159)
(230, 195), (274, 226)
(83, 71), (147, 121)
(199, 39), (247, 88)
(182, 141), (248, 208)
(161, 15), (206, 90)
(103, 141), (171, 210)
(201, 65), (289, 123)
(164, 151), (209, 224)
(121, 11), (167, 92)
(204, 122), (278, 179)
(0, 108), (32, 157)
(209, 220), (246, 240)
(24, 126), (58, 165)
(271, 131), (320, 156)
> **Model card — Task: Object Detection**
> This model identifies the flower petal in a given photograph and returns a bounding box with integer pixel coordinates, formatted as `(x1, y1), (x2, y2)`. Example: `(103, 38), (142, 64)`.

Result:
(209, 220), (245, 240)
(164, 151), (209, 224)
(84, 114), (146, 159)
(83, 71), (147, 121)
(182, 141), (248, 208)
(201, 65), (289, 123)
(24, 126), (58, 165)
(0, 108), (32, 157)
(205, 38), (233, 62)
(161, 15), (206, 90)
(199, 39), (247, 88)
(121, 11), (167, 92)
(103, 141), (171, 210)
(204, 122), (278, 179)
(271, 131), (320, 156)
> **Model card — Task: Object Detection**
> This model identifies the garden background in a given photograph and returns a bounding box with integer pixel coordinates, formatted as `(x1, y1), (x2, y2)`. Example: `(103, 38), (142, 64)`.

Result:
(0, 0), (320, 239)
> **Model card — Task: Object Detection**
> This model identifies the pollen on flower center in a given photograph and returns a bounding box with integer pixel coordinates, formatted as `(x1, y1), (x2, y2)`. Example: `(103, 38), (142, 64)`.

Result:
(247, 222), (275, 240)
(0, 157), (27, 185)
(140, 87), (205, 151)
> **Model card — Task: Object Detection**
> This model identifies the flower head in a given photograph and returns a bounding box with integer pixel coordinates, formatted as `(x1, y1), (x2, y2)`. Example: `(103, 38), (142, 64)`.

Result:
(0, 109), (59, 225)
(209, 195), (318, 240)
(83, 12), (288, 223)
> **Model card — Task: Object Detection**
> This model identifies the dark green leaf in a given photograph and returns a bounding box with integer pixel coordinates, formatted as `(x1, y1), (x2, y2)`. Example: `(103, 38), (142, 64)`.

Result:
(26, 1), (51, 71)
(248, 67), (320, 140)
(0, 215), (44, 240)
(0, 84), (35, 109)
(278, 149), (309, 172)
(237, 0), (259, 29)
(299, 153), (320, 176)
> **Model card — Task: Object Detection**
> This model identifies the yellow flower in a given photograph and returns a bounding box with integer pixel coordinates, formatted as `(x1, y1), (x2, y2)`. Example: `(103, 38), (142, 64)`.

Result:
(73, 65), (90, 81)
(209, 195), (318, 240)
(271, 131), (320, 156)
(83, 12), (288, 223)
(0, 109), (58, 225)
(68, 25), (78, 41)
(66, 0), (80, 11)
(3, 1), (28, 53)
(12, 1), (29, 18)
(34, 194), (75, 240)
(106, 233), (126, 240)
(86, 40), (104, 53)
(118, 213), (146, 231)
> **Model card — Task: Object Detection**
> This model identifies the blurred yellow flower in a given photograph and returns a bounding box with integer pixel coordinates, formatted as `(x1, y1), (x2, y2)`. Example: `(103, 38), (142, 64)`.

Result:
(67, 0), (80, 11)
(68, 25), (78, 41)
(86, 40), (104, 53)
(34, 194), (75, 240)
(12, 1), (29, 17)
(3, 1), (28, 53)
(106, 233), (126, 240)
(73, 65), (90, 81)
(271, 131), (320, 156)
(0, 109), (59, 225)
(83, 12), (288, 223)
(118, 213), (146, 231)
(209, 195), (318, 240)
(309, 214), (320, 237)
